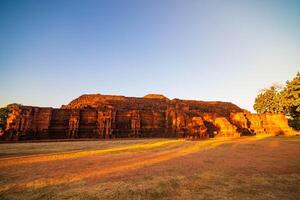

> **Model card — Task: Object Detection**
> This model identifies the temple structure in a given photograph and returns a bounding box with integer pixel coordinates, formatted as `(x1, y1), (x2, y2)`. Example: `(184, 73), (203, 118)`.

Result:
(2, 93), (295, 141)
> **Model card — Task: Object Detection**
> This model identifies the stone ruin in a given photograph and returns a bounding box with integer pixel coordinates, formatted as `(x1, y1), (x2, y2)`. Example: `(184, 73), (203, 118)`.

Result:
(2, 93), (295, 141)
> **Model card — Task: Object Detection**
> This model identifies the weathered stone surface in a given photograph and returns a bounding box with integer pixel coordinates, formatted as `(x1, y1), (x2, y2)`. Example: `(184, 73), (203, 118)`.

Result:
(187, 117), (208, 139)
(244, 113), (265, 135)
(261, 114), (294, 136)
(2, 93), (296, 141)
(96, 109), (116, 139)
(214, 117), (239, 137)
(5, 105), (22, 141)
(129, 110), (141, 137)
(4, 106), (52, 140)
(230, 112), (254, 135)
(242, 112), (294, 136)
(68, 110), (80, 138)
(143, 94), (169, 100)
(230, 112), (248, 129)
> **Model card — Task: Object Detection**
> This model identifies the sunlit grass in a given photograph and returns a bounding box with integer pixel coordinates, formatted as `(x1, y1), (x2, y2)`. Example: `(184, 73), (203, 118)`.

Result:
(0, 135), (299, 199)
(0, 139), (183, 167)
(0, 135), (273, 191)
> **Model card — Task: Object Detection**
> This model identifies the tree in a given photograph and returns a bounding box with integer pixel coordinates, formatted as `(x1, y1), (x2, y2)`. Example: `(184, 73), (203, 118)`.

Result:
(253, 86), (283, 114)
(282, 72), (300, 118)
(253, 71), (300, 130)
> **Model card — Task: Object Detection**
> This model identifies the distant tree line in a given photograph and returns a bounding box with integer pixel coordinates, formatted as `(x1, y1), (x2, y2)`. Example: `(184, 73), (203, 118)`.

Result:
(253, 72), (300, 129)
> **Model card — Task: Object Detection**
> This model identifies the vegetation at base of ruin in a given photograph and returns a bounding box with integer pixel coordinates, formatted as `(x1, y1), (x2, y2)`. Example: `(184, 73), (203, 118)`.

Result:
(254, 72), (300, 130)
(0, 136), (299, 200)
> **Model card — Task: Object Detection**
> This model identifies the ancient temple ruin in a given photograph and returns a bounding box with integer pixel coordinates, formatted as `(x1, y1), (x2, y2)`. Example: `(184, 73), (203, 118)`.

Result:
(2, 93), (295, 141)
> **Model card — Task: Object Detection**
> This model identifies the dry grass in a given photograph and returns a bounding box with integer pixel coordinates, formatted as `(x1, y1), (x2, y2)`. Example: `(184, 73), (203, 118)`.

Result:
(0, 135), (299, 200)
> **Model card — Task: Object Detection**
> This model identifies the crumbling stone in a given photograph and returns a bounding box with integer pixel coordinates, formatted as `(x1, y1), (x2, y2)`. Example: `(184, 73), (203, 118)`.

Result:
(2, 93), (295, 141)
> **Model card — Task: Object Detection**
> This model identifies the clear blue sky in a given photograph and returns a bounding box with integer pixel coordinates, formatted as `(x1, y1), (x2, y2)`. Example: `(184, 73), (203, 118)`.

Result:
(0, 0), (299, 111)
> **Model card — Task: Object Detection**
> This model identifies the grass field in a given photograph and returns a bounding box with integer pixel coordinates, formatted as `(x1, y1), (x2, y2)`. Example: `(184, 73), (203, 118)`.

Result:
(0, 136), (299, 200)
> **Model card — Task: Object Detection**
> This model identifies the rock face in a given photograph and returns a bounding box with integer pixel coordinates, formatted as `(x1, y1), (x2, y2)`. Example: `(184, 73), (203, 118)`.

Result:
(2, 93), (295, 141)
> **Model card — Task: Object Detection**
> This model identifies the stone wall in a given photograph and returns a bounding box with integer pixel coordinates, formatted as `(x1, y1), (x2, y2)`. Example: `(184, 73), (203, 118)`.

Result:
(2, 93), (296, 141)
(49, 109), (70, 139)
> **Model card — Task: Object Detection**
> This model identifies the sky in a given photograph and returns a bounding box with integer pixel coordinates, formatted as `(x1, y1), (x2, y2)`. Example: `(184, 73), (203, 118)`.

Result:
(0, 0), (299, 111)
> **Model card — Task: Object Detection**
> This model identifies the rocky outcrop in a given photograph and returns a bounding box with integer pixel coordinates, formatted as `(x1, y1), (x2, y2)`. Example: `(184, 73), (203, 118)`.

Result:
(2, 93), (296, 141)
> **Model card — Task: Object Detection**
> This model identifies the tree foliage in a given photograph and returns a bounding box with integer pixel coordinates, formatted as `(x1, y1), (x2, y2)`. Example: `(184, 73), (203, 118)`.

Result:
(253, 71), (300, 117)
(282, 72), (300, 118)
(253, 86), (283, 114)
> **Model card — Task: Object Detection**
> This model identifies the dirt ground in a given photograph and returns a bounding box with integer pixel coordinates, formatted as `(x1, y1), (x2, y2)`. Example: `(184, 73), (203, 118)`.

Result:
(0, 136), (299, 200)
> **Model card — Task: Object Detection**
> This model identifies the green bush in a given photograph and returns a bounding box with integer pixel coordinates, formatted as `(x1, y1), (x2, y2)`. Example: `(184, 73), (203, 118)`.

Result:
(288, 118), (300, 130)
